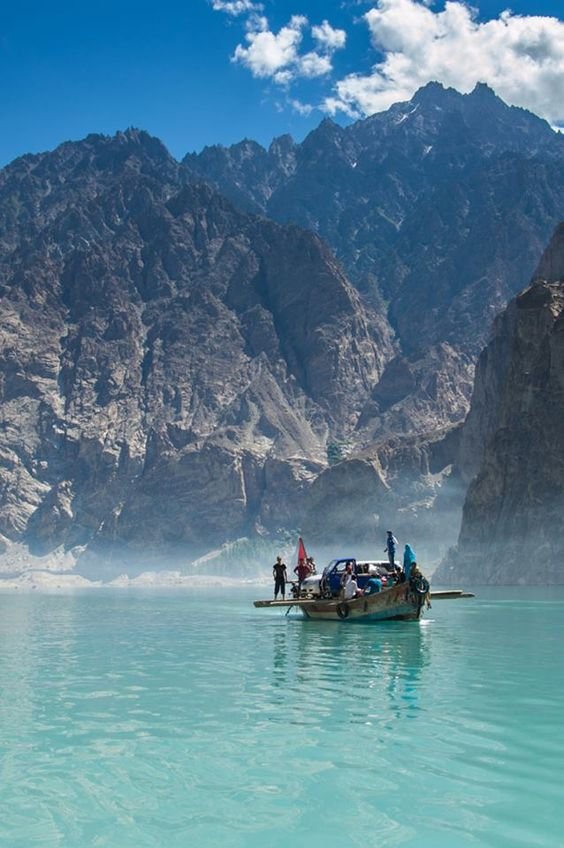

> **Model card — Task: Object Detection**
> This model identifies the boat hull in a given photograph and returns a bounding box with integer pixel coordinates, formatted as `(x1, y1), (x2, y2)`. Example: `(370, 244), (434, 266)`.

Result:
(254, 581), (426, 622)
(303, 582), (424, 621)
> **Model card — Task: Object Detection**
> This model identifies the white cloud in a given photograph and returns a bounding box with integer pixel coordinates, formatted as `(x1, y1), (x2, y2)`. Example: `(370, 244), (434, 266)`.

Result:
(289, 98), (314, 116)
(245, 14), (268, 33)
(233, 14), (338, 83)
(299, 51), (333, 78)
(312, 20), (347, 52)
(324, 0), (564, 124)
(233, 15), (307, 78)
(211, 0), (263, 16)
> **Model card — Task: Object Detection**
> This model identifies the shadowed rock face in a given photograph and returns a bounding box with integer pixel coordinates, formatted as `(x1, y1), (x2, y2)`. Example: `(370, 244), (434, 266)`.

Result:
(0, 130), (394, 569)
(436, 224), (564, 585)
(185, 83), (564, 437)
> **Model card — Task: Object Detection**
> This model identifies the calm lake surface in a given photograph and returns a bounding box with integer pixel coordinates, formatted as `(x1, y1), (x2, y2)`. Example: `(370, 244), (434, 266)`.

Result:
(0, 586), (563, 848)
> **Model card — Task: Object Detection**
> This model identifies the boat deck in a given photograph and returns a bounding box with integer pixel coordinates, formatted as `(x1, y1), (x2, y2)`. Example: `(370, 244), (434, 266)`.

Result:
(253, 589), (473, 608)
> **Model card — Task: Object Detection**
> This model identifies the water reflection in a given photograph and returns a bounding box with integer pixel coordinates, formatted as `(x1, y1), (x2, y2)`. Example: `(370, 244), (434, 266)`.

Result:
(272, 631), (289, 687)
(2, 589), (564, 848)
(265, 615), (431, 724)
(0, 594), (82, 745)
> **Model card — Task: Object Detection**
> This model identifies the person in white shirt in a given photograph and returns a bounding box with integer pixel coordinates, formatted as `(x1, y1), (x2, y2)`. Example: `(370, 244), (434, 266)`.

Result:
(340, 562), (360, 600)
(343, 576), (359, 600)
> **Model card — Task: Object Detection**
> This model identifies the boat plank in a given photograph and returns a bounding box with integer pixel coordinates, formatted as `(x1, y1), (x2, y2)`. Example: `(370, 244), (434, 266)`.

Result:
(430, 590), (475, 600)
(253, 599), (318, 608)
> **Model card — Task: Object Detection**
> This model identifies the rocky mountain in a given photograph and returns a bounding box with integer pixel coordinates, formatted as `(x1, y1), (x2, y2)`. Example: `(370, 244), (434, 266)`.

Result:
(3, 85), (564, 578)
(436, 225), (564, 585)
(0, 130), (394, 572)
(185, 83), (564, 439)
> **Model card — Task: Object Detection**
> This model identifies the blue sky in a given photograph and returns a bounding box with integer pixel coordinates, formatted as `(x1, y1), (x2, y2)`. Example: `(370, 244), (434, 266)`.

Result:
(1, 0), (563, 167)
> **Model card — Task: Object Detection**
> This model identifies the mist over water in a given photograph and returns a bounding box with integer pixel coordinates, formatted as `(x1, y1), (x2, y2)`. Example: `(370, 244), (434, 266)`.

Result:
(1, 586), (563, 847)
(0, 466), (468, 586)
(0, 520), (459, 589)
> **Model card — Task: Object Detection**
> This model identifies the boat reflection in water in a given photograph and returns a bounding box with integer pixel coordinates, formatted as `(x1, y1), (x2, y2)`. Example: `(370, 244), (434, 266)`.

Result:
(265, 613), (432, 723)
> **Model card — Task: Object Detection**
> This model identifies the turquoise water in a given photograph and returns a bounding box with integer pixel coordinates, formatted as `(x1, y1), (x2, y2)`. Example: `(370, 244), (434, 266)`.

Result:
(1, 587), (563, 848)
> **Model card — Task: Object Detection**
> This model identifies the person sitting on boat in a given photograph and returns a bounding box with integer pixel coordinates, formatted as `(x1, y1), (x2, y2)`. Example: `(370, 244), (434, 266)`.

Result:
(340, 562), (361, 600)
(306, 556), (316, 574)
(409, 562), (425, 585)
(385, 530), (398, 569)
(363, 575), (383, 595)
(407, 562), (431, 607)
(384, 567), (397, 586)
(273, 556), (288, 600)
(294, 558), (312, 592)
(344, 576), (361, 600)
(340, 562), (354, 599)
(403, 544), (417, 580)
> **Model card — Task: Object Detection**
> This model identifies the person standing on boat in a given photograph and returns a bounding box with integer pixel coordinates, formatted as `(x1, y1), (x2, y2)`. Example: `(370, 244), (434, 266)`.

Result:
(294, 558), (311, 593)
(385, 531), (398, 569)
(403, 544), (417, 580)
(273, 556), (288, 600)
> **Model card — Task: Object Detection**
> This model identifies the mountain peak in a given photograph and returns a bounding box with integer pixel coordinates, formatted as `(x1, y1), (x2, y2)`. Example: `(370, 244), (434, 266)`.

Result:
(414, 80), (446, 95)
(77, 128), (174, 167)
(405, 80), (557, 147)
(308, 117), (341, 139)
(411, 81), (458, 106)
(116, 127), (173, 161)
(303, 117), (343, 146)
(269, 133), (295, 153)
(411, 80), (504, 113)
(470, 81), (498, 100)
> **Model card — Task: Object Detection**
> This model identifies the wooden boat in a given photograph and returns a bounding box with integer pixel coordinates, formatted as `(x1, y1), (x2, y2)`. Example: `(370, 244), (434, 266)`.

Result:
(255, 544), (475, 622)
(254, 578), (429, 622)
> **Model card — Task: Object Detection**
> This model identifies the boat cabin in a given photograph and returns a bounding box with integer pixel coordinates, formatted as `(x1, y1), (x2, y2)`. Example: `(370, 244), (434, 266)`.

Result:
(299, 558), (398, 599)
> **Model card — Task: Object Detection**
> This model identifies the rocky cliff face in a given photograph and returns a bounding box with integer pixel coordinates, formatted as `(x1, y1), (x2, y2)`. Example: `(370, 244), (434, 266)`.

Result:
(0, 130), (394, 571)
(436, 225), (564, 584)
(4, 88), (564, 578)
(186, 84), (564, 438)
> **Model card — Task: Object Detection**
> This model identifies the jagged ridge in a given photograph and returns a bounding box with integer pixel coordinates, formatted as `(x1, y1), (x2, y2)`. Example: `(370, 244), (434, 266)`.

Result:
(0, 131), (393, 570)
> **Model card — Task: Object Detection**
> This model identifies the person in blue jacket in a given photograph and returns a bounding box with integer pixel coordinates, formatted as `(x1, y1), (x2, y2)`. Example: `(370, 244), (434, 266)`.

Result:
(384, 530), (398, 569)
(403, 544), (417, 580)
(363, 575), (382, 595)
